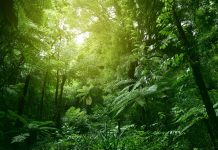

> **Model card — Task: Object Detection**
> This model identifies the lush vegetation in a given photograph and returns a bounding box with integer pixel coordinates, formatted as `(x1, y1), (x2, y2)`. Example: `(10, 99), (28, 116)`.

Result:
(0, 0), (218, 149)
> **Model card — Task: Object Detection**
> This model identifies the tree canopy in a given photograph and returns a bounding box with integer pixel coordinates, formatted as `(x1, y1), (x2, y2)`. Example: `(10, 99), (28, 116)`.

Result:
(0, 0), (218, 149)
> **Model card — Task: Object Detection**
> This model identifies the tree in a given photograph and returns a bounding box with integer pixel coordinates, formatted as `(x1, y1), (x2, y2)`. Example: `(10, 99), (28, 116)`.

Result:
(158, 0), (218, 148)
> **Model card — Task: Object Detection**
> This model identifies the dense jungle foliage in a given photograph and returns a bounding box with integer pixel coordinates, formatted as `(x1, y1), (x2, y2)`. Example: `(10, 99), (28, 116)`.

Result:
(0, 0), (218, 149)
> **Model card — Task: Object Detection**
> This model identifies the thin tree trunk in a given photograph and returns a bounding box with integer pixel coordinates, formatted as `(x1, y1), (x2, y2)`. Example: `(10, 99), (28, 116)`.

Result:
(56, 75), (66, 128)
(27, 85), (34, 118)
(117, 120), (121, 135)
(54, 69), (59, 127)
(172, 3), (218, 149)
(17, 74), (30, 116)
(204, 118), (216, 148)
(39, 71), (48, 120)
(54, 70), (59, 106)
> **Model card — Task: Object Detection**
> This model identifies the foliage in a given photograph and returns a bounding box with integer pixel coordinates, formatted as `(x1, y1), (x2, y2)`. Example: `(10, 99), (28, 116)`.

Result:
(62, 107), (89, 133)
(0, 0), (218, 149)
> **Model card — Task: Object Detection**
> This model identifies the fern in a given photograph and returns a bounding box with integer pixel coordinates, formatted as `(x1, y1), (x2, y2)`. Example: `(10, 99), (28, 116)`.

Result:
(175, 106), (206, 132)
(11, 120), (56, 145)
(11, 133), (30, 143)
(111, 79), (171, 118)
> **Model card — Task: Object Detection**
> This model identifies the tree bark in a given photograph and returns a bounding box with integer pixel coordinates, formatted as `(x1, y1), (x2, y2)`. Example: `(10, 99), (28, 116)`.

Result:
(17, 74), (30, 116)
(39, 71), (47, 120)
(56, 75), (66, 128)
(54, 70), (59, 106)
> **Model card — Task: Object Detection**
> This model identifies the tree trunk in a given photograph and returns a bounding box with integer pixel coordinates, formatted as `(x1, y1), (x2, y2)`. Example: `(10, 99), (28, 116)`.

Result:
(172, 3), (218, 149)
(204, 118), (217, 148)
(39, 71), (47, 120)
(56, 75), (66, 128)
(54, 70), (59, 106)
(117, 120), (121, 135)
(17, 74), (30, 116)
(54, 69), (59, 126)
